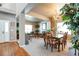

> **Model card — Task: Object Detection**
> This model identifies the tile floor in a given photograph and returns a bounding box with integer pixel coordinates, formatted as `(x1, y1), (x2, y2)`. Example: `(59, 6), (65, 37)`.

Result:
(23, 38), (76, 56)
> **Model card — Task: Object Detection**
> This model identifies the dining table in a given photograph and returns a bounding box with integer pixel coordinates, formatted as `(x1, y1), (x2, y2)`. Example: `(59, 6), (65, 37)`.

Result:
(50, 34), (63, 52)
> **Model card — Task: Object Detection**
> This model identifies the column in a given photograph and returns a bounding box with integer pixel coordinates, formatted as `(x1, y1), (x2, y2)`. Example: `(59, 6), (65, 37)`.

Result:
(18, 13), (25, 46)
(49, 16), (57, 36)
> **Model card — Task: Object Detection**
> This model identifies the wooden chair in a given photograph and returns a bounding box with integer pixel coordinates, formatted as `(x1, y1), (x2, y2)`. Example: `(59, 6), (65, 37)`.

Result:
(50, 39), (58, 52)
(58, 32), (68, 51)
(45, 36), (51, 49)
(45, 33), (57, 51)
(62, 32), (68, 48)
(44, 32), (68, 52)
(43, 32), (51, 48)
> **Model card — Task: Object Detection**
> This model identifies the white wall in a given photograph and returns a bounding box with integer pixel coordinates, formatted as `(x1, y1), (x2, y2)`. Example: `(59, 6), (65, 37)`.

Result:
(0, 12), (15, 20)
(25, 20), (37, 25)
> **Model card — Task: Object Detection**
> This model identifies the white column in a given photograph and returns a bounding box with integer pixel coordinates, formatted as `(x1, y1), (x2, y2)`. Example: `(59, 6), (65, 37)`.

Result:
(19, 14), (25, 45)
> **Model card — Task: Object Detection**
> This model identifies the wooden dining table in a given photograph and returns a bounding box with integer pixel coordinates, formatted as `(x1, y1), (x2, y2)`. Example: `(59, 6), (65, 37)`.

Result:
(48, 35), (63, 52)
(44, 32), (64, 52)
(52, 36), (62, 52)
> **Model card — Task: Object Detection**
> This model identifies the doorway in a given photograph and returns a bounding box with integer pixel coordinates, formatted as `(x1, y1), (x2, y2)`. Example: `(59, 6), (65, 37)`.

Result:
(0, 20), (10, 42)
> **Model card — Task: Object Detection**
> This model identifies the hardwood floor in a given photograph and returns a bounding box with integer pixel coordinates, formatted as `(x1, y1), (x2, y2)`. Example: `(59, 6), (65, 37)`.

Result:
(0, 41), (31, 56)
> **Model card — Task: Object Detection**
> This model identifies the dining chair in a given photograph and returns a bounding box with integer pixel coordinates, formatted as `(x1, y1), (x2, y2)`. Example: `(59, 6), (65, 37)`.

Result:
(43, 32), (51, 49)
(45, 33), (58, 52)
(50, 38), (58, 52)
(59, 32), (68, 51)
(45, 36), (51, 49)
(62, 32), (68, 48)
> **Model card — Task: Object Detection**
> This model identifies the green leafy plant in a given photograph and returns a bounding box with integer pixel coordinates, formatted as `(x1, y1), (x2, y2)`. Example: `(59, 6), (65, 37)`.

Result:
(60, 3), (79, 32)
(60, 3), (79, 50)
(47, 29), (51, 32)
(73, 44), (79, 50)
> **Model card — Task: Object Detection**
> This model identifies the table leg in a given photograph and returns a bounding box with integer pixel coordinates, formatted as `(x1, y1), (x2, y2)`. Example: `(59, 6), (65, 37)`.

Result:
(62, 43), (64, 51)
(51, 44), (53, 52)
(46, 43), (48, 49)
(58, 40), (60, 52)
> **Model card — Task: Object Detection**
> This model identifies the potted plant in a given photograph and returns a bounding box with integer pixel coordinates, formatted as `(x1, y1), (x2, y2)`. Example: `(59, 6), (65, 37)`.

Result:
(60, 3), (79, 55)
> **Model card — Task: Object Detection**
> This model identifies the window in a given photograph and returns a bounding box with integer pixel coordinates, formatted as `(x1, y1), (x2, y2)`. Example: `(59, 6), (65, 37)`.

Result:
(42, 23), (47, 30)
(25, 25), (32, 33)
(5, 22), (9, 32)
(57, 22), (71, 35)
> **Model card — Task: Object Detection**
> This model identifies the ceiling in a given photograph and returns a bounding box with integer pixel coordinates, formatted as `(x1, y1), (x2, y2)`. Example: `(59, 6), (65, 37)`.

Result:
(26, 3), (65, 22)
(0, 3), (65, 22)
(26, 3), (57, 22)
(27, 12), (49, 20)
(0, 3), (16, 14)
(25, 15), (46, 22)
(28, 3), (57, 17)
